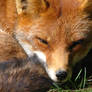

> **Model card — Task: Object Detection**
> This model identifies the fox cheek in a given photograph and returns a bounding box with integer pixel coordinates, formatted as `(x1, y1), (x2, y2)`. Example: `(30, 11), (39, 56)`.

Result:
(34, 51), (47, 64)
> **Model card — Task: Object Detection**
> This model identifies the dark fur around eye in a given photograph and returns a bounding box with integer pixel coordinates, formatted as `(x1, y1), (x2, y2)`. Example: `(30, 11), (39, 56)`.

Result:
(37, 37), (48, 45)
(68, 39), (84, 51)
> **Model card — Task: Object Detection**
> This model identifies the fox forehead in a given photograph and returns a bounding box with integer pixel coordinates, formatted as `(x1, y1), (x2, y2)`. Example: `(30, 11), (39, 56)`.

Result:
(21, 15), (89, 44)
(17, 3), (89, 41)
(16, 0), (91, 46)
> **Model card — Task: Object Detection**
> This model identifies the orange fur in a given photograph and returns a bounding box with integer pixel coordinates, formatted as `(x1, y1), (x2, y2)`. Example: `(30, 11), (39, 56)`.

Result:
(0, 0), (92, 82)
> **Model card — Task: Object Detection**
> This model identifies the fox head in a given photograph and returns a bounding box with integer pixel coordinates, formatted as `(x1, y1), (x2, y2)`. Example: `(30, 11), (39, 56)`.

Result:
(14, 0), (92, 82)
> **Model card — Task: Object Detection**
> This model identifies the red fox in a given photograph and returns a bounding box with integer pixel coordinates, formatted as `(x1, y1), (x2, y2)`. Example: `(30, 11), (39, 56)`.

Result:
(0, 0), (92, 83)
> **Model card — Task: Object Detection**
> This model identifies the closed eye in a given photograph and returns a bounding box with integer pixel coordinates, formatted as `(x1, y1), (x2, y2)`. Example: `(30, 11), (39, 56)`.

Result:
(68, 39), (84, 51)
(36, 37), (48, 45)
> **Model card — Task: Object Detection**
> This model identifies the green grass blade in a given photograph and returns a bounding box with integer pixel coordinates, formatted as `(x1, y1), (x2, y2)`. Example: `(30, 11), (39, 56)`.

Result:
(82, 67), (87, 88)
(52, 83), (62, 92)
(75, 69), (82, 82)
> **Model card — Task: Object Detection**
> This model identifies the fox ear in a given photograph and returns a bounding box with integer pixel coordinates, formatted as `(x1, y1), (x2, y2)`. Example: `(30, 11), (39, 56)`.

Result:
(79, 0), (92, 16)
(78, 0), (88, 10)
(16, 0), (48, 16)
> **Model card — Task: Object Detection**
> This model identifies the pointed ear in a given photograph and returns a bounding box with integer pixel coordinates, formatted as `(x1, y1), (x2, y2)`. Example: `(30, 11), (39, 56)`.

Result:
(78, 0), (88, 10)
(16, 0), (49, 16)
(79, 0), (92, 17)
(16, 0), (24, 14)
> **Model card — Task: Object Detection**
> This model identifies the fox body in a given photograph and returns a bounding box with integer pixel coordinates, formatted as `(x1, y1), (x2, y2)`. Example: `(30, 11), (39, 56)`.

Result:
(0, 31), (27, 61)
(0, 58), (50, 92)
(0, 0), (92, 82)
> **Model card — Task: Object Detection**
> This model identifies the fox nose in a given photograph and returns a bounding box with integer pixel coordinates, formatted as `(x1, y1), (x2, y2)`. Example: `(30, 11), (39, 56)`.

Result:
(56, 70), (67, 81)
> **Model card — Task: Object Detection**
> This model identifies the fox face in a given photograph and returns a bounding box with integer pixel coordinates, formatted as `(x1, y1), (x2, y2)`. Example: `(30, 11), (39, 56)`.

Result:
(15, 0), (92, 82)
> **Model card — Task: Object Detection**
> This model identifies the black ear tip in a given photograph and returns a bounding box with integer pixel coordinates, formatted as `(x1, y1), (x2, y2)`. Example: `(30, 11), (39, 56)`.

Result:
(21, 0), (26, 2)
(45, 0), (50, 8)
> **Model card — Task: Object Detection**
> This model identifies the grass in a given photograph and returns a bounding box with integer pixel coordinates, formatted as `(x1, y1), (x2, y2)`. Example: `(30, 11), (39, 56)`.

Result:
(48, 67), (92, 92)
(48, 88), (92, 92)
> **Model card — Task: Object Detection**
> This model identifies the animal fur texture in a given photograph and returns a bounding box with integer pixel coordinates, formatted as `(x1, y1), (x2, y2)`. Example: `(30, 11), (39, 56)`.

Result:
(0, 0), (92, 82)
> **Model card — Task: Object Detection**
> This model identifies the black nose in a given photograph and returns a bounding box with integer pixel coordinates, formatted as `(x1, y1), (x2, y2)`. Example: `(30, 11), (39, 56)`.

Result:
(56, 70), (67, 81)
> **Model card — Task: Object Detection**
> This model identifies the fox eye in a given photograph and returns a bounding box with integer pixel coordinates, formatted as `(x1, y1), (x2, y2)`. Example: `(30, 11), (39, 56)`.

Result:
(68, 39), (84, 51)
(37, 37), (48, 45)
